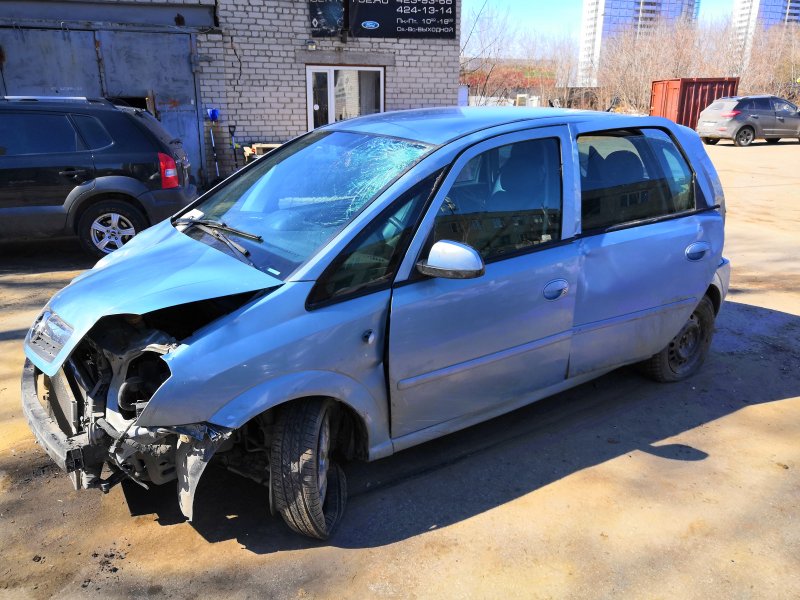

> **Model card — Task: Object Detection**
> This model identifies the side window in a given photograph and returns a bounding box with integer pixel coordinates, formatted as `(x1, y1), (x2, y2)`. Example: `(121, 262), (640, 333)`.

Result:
(577, 129), (695, 232)
(72, 114), (114, 149)
(431, 138), (562, 261)
(752, 98), (772, 111)
(0, 113), (82, 156)
(307, 170), (442, 307)
(774, 100), (796, 115)
(736, 99), (754, 111)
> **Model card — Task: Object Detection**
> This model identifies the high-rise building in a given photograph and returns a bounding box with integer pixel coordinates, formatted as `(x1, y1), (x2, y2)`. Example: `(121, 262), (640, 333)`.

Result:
(577, 0), (700, 87)
(733, 0), (800, 57)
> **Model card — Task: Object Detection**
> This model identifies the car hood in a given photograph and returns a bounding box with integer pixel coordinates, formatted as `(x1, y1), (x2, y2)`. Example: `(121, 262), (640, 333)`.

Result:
(24, 221), (282, 377)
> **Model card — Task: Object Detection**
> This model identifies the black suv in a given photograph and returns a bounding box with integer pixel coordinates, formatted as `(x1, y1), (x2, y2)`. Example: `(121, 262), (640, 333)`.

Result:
(0, 97), (197, 256)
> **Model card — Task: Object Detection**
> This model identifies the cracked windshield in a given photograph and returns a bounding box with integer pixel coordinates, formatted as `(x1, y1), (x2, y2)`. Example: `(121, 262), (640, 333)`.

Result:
(179, 130), (430, 278)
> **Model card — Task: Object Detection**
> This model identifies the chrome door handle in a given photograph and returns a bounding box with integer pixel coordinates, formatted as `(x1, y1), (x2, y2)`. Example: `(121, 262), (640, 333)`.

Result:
(685, 241), (712, 261)
(543, 279), (569, 301)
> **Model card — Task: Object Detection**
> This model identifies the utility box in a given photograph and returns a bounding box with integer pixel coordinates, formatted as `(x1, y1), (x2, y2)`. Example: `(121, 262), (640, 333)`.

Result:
(650, 78), (740, 128)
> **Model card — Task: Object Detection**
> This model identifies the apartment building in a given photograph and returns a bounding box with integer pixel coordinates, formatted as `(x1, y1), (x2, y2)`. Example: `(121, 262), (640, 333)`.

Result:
(577, 0), (700, 86)
(733, 0), (800, 56)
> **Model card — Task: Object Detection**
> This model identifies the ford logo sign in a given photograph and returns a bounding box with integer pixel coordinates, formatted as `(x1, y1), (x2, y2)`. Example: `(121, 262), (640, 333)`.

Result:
(361, 21), (380, 30)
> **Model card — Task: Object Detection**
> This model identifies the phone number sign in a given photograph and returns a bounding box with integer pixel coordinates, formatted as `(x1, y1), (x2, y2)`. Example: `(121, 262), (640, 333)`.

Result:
(350, 0), (457, 39)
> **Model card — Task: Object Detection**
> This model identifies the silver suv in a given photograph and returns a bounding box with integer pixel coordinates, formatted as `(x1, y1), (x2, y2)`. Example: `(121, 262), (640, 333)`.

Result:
(696, 95), (800, 147)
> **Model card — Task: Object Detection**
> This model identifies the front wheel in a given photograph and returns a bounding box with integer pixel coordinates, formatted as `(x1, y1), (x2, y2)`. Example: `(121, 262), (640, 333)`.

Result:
(702, 138), (719, 145)
(270, 398), (347, 539)
(638, 296), (716, 383)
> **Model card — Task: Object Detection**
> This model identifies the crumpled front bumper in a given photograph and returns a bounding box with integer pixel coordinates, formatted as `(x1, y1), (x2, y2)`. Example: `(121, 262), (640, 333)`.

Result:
(20, 359), (92, 475)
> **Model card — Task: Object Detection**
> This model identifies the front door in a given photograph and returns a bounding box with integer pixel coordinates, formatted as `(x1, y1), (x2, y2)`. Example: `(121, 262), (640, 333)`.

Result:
(388, 127), (579, 440)
(773, 99), (800, 136)
(306, 66), (384, 131)
(568, 126), (723, 377)
(0, 111), (95, 237)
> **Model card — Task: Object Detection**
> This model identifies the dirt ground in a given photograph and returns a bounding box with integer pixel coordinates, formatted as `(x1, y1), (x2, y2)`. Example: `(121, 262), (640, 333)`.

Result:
(0, 139), (799, 600)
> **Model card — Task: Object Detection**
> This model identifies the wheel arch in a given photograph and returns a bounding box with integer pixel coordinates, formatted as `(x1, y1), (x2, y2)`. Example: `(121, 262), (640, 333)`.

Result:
(206, 370), (393, 461)
(66, 177), (152, 231)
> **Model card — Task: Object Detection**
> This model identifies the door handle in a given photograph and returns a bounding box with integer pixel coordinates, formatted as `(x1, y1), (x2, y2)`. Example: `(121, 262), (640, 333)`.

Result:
(685, 241), (712, 261)
(543, 279), (569, 301)
(58, 168), (88, 177)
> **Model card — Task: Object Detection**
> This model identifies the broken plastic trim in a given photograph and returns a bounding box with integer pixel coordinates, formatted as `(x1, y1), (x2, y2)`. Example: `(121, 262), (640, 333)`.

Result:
(175, 423), (233, 520)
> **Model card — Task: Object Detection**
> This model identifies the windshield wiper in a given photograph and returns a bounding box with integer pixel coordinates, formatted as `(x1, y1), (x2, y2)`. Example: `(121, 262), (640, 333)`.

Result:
(173, 217), (263, 242)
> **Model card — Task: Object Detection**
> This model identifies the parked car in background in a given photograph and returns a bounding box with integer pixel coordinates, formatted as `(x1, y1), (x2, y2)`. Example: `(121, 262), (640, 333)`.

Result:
(0, 97), (196, 257)
(696, 95), (800, 147)
(21, 108), (729, 540)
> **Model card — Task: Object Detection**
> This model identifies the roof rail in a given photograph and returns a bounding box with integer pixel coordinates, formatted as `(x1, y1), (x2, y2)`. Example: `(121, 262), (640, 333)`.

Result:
(1, 96), (114, 106)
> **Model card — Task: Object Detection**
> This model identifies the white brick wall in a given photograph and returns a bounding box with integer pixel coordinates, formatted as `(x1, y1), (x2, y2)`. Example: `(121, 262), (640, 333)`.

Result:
(195, 0), (461, 178)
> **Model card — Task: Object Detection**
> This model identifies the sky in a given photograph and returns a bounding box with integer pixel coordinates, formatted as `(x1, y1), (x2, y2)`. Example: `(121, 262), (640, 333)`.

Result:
(461, 0), (735, 42)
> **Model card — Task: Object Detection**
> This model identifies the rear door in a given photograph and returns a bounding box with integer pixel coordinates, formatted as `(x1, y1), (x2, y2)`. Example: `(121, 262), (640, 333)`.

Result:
(773, 99), (800, 137)
(748, 97), (777, 136)
(388, 127), (580, 440)
(0, 111), (95, 237)
(569, 126), (723, 377)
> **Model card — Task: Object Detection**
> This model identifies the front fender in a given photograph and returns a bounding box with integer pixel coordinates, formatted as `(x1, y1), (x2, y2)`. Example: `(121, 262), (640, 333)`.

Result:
(206, 370), (393, 461)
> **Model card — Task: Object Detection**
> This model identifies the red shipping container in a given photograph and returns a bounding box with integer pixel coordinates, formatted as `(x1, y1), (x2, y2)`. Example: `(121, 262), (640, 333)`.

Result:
(650, 78), (740, 128)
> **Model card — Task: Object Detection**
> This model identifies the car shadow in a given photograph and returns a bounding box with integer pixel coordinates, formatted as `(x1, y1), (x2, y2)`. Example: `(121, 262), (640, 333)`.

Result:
(121, 300), (800, 553)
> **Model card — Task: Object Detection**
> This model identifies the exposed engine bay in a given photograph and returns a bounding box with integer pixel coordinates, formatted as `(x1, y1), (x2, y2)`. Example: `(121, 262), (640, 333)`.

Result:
(33, 292), (259, 515)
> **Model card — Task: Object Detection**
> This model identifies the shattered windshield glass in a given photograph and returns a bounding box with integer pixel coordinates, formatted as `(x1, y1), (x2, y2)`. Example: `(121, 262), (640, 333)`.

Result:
(179, 131), (430, 279)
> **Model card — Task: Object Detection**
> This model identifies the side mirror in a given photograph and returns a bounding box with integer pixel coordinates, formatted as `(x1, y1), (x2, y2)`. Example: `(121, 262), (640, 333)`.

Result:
(416, 240), (485, 279)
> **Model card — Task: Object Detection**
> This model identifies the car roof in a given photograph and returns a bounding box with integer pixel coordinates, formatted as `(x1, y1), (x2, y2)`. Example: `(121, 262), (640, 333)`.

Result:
(325, 106), (624, 145)
(718, 95), (777, 101)
(0, 97), (120, 112)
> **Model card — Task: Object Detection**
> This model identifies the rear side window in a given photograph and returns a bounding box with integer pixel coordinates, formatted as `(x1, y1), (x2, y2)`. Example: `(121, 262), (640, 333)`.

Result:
(0, 113), (83, 156)
(72, 114), (113, 149)
(752, 98), (772, 111)
(736, 99), (754, 111)
(578, 129), (695, 233)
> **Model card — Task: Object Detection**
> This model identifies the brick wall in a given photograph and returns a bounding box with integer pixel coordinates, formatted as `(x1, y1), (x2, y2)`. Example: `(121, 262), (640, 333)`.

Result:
(195, 0), (461, 179)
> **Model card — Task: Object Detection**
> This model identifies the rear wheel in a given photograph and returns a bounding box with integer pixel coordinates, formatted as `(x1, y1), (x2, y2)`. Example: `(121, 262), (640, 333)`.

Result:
(77, 200), (147, 258)
(270, 398), (347, 540)
(701, 138), (719, 145)
(766, 138), (780, 144)
(734, 127), (755, 147)
(638, 296), (716, 383)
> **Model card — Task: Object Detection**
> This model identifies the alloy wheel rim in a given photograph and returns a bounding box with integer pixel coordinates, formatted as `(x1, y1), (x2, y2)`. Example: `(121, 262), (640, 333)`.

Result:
(739, 129), (753, 145)
(90, 213), (136, 253)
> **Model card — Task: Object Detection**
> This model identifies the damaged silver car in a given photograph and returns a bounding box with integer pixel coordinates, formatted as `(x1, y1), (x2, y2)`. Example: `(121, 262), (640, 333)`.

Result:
(22, 108), (730, 539)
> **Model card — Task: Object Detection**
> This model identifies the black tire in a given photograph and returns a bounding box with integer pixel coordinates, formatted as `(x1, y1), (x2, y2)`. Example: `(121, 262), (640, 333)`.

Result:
(766, 138), (780, 144)
(701, 138), (719, 145)
(77, 200), (147, 258)
(734, 127), (755, 147)
(270, 398), (347, 540)
(638, 296), (716, 383)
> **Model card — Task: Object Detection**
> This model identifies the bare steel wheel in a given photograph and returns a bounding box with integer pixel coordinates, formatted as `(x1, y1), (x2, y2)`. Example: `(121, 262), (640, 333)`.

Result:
(77, 200), (147, 258)
(638, 296), (716, 383)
